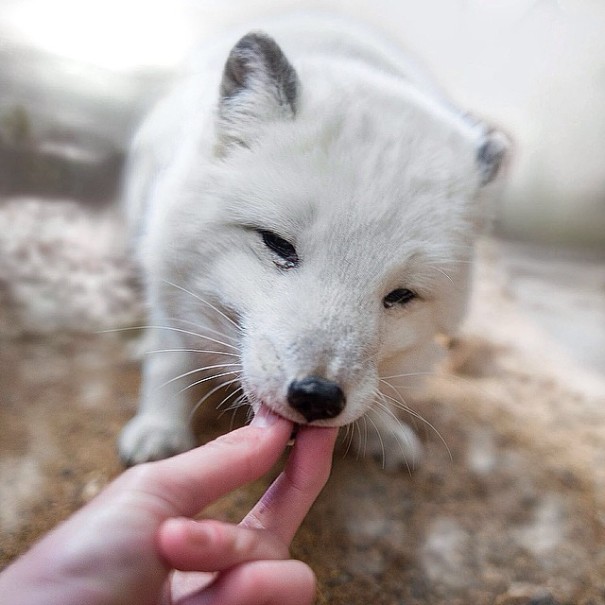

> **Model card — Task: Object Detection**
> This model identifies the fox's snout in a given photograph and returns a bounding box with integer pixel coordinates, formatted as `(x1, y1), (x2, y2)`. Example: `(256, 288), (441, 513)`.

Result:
(287, 376), (346, 422)
(241, 318), (378, 426)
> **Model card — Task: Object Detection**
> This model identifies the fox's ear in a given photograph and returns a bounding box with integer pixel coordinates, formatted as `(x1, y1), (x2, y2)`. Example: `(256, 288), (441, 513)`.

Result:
(217, 32), (299, 150)
(476, 129), (509, 186)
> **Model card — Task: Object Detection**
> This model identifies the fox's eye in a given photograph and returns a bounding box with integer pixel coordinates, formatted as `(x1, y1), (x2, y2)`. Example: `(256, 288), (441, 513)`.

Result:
(383, 288), (417, 309)
(259, 230), (299, 268)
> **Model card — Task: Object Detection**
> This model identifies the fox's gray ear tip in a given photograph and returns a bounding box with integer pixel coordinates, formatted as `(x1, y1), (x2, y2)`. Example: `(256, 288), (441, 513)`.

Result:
(221, 31), (273, 98)
(226, 31), (277, 66)
(477, 129), (510, 186)
(220, 29), (298, 111)
(233, 30), (276, 49)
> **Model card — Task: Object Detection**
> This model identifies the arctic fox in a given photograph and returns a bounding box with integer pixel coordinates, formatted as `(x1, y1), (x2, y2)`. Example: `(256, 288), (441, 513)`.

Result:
(118, 15), (506, 467)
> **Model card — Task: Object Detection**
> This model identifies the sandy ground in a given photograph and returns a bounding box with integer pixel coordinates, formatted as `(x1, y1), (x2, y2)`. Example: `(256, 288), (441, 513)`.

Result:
(1, 198), (604, 604)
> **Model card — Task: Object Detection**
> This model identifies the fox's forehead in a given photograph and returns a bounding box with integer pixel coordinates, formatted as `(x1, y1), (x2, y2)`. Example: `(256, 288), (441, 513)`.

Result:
(217, 125), (476, 250)
(219, 96), (477, 208)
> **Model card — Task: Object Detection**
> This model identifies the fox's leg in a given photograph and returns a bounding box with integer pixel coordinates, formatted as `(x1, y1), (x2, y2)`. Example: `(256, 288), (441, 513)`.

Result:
(361, 412), (424, 472)
(360, 340), (444, 471)
(118, 325), (196, 465)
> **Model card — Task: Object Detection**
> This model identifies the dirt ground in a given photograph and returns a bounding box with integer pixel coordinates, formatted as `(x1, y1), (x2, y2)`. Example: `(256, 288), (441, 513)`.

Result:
(1, 198), (605, 604)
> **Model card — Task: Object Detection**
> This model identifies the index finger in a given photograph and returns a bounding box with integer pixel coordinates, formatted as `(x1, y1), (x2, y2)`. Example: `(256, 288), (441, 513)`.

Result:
(116, 410), (293, 518)
(241, 426), (338, 545)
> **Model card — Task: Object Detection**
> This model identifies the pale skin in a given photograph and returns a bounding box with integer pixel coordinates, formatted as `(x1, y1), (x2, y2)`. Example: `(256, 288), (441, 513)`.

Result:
(0, 408), (338, 605)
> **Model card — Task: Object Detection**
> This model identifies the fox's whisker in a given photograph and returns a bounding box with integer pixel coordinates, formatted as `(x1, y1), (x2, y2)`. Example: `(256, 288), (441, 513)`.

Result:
(342, 423), (354, 458)
(379, 371), (435, 381)
(100, 325), (239, 351)
(158, 362), (242, 391)
(189, 377), (242, 420)
(378, 380), (421, 432)
(147, 348), (240, 358)
(218, 394), (248, 429)
(178, 369), (242, 396)
(371, 401), (419, 474)
(216, 390), (246, 422)
(364, 411), (386, 469)
(242, 399), (256, 425)
(162, 316), (239, 345)
(431, 266), (454, 284)
(223, 394), (248, 414)
(377, 391), (452, 461)
(162, 280), (241, 333)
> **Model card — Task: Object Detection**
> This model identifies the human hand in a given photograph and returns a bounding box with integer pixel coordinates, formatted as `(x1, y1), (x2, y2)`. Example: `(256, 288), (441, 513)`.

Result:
(0, 409), (338, 605)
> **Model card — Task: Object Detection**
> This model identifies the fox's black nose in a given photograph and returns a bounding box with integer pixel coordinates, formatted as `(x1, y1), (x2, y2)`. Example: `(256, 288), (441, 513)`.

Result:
(287, 376), (345, 422)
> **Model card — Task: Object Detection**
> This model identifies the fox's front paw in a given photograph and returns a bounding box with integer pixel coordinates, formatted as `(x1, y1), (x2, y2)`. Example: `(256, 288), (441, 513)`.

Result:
(118, 415), (196, 466)
(363, 422), (424, 472)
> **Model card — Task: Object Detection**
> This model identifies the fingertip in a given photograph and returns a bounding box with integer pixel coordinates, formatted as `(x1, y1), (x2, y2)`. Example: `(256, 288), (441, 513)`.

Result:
(245, 405), (293, 447)
(249, 405), (284, 429)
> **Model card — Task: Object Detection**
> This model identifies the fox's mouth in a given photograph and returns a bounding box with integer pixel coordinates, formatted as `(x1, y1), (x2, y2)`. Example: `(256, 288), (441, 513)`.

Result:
(248, 375), (347, 426)
(252, 397), (350, 429)
(250, 405), (325, 446)
(252, 399), (309, 425)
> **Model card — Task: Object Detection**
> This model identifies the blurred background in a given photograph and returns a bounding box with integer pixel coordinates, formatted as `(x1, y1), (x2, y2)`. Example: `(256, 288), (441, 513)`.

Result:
(0, 0), (604, 245)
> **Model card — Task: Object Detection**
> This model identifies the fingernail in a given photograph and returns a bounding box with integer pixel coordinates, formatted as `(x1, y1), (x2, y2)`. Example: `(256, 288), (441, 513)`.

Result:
(250, 405), (280, 428)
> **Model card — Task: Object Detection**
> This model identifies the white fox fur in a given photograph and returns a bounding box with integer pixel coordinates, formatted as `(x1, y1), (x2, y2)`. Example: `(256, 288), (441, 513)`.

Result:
(118, 15), (506, 467)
